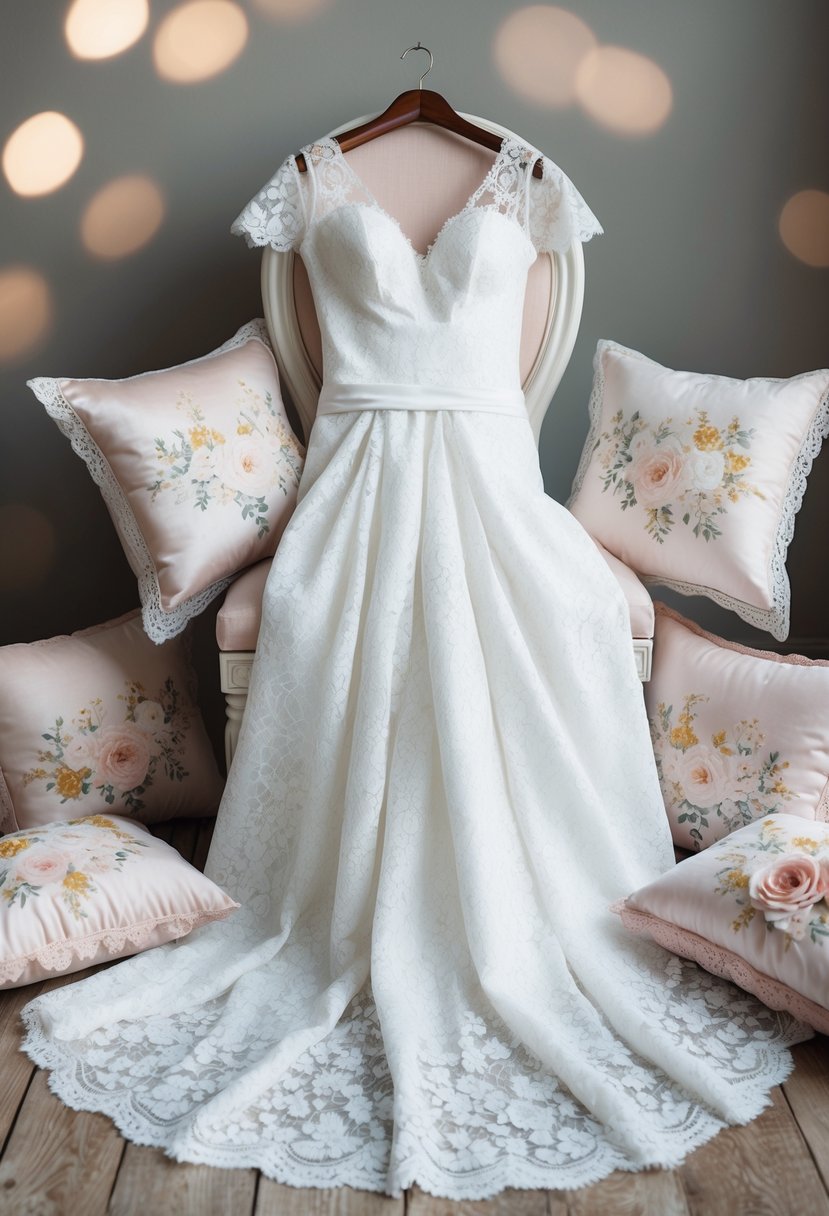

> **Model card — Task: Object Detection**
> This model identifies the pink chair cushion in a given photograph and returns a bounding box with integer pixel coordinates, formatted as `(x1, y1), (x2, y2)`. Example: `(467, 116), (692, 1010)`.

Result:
(216, 547), (653, 653)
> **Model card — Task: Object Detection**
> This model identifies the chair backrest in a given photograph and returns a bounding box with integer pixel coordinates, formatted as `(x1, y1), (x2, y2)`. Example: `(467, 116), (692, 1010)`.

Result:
(260, 113), (586, 447)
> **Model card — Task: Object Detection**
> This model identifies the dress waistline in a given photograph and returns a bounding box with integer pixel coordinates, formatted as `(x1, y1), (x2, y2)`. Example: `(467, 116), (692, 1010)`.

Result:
(316, 382), (527, 418)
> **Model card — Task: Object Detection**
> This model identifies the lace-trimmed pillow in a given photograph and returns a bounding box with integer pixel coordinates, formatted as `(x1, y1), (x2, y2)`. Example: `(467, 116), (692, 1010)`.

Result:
(0, 611), (223, 835)
(647, 604), (829, 851)
(0, 814), (238, 989)
(568, 341), (829, 641)
(613, 813), (829, 1035)
(27, 320), (305, 642)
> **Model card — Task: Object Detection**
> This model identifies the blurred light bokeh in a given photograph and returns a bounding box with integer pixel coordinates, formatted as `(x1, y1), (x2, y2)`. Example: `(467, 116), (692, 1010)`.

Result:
(0, 266), (52, 362)
(779, 190), (829, 268)
(575, 46), (672, 135)
(3, 111), (84, 197)
(64, 0), (150, 60)
(80, 175), (165, 260)
(493, 6), (597, 108)
(153, 0), (249, 83)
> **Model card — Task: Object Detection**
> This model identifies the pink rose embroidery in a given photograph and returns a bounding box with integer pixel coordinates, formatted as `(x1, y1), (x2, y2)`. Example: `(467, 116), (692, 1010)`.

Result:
(675, 745), (731, 809)
(630, 440), (686, 509)
(94, 722), (151, 792)
(13, 847), (71, 886)
(748, 853), (829, 935)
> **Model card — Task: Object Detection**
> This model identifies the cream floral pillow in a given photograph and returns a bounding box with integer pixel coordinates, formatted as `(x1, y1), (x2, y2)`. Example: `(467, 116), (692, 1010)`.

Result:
(568, 341), (829, 640)
(27, 320), (304, 642)
(614, 814), (829, 1035)
(646, 603), (829, 851)
(0, 611), (223, 835)
(0, 814), (237, 989)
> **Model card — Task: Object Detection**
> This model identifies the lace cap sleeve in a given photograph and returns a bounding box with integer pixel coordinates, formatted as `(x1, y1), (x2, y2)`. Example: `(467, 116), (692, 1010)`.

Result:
(528, 155), (603, 253)
(230, 153), (307, 253)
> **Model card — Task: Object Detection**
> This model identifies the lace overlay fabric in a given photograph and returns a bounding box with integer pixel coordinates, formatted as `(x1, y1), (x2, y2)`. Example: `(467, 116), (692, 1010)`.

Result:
(21, 136), (814, 1200)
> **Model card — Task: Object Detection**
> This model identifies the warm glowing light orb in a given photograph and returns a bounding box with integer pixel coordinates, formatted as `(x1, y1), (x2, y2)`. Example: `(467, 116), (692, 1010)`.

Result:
(0, 266), (52, 360)
(252, 0), (334, 20)
(0, 505), (57, 592)
(779, 190), (829, 268)
(80, 175), (165, 259)
(2, 112), (84, 197)
(575, 46), (672, 136)
(153, 0), (249, 83)
(65, 0), (149, 60)
(493, 6), (597, 108)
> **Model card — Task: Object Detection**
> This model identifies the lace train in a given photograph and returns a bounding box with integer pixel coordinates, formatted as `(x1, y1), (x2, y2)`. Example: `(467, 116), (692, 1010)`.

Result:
(20, 957), (810, 1199)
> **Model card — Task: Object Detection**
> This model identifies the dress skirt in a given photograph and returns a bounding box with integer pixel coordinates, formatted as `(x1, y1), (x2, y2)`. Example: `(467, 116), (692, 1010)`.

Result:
(20, 405), (812, 1200)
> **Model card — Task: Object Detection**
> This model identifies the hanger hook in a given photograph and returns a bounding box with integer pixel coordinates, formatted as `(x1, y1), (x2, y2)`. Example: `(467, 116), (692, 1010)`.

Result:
(400, 41), (433, 90)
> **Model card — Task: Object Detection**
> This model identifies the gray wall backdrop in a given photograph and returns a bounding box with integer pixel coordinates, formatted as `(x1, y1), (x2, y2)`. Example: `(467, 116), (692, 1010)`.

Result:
(2, 0), (828, 758)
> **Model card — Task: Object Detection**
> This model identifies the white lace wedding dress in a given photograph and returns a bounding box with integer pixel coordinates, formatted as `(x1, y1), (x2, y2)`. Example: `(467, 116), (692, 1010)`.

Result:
(20, 134), (813, 1200)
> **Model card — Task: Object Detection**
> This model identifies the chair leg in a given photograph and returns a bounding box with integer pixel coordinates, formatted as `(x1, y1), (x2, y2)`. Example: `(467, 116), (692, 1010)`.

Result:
(224, 690), (248, 771)
(218, 651), (255, 772)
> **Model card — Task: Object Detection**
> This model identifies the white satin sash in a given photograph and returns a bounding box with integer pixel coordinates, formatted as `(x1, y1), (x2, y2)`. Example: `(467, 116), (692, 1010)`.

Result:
(316, 382), (528, 418)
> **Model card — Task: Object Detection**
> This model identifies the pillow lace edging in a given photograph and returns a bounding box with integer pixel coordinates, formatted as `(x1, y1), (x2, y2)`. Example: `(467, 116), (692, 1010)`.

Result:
(611, 898), (826, 1035)
(27, 319), (273, 644)
(0, 906), (238, 985)
(568, 341), (829, 643)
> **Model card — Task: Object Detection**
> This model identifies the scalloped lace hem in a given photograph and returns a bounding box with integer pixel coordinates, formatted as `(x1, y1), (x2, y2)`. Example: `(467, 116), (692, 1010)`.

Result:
(1, 908), (236, 985)
(18, 983), (809, 1201)
(612, 899), (829, 1035)
(18, 1003), (801, 1200)
(27, 318), (274, 645)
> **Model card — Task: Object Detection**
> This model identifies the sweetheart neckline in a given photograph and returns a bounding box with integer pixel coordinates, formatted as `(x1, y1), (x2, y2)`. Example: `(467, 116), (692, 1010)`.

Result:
(304, 199), (538, 268)
(307, 133), (534, 264)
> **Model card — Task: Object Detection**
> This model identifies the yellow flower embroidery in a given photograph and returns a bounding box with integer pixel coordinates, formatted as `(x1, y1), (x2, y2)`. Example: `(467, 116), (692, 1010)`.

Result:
(726, 450), (750, 474)
(732, 904), (756, 932)
(62, 870), (91, 894)
(237, 422), (253, 434)
(54, 766), (89, 800)
(188, 425), (225, 449)
(74, 814), (119, 830)
(693, 423), (723, 450)
(720, 868), (750, 893)
(791, 836), (821, 851)
(669, 724), (698, 749)
(0, 837), (30, 858)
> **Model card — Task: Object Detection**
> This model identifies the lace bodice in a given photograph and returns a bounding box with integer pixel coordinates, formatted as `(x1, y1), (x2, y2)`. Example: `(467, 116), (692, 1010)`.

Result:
(231, 135), (602, 395)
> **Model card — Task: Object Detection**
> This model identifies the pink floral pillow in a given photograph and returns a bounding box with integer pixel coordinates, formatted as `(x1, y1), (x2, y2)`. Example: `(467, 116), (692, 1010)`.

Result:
(613, 813), (829, 1035)
(646, 604), (829, 851)
(27, 320), (305, 642)
(0, 814), (237, 989)
(0, 612), (223, 835)
(568, 341), (829, 640)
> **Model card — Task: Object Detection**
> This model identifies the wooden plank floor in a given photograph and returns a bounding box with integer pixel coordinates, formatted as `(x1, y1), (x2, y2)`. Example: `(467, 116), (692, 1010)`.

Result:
(1, 816), (827, 1216)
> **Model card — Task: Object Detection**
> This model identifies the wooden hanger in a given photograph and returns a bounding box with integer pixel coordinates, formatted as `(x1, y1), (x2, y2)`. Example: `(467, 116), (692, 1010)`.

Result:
(295, 42), (543, 179)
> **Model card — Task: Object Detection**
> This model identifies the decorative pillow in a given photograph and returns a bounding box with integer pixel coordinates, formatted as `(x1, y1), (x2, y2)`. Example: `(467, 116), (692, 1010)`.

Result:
(27, 319), (305, 642)
(0, 611), (224, 835)
(567, 340), (829, 640)
(0, 814), (237, 989)
(647, 603), (829, 851)
(613, 813), (829, 1035)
